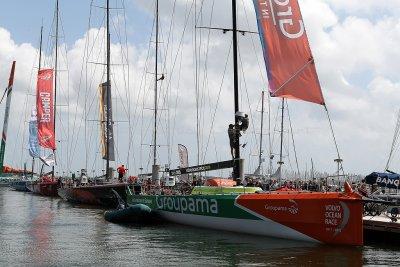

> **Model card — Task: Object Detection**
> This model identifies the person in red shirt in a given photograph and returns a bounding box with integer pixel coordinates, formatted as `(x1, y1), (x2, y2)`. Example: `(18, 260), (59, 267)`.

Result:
(117, 164), (126, 182)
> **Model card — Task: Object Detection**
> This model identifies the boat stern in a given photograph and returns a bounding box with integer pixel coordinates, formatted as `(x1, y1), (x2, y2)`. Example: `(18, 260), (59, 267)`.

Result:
(235, 187), (363, 246)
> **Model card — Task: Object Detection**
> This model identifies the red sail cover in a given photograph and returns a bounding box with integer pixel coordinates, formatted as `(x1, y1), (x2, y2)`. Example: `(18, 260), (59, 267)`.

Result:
(253, 0), (325, 105)
(36, 69), (55, 149)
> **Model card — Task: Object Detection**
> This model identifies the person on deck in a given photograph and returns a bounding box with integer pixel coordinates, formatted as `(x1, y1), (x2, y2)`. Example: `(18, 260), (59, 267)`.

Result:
(117, 165), (126, 183)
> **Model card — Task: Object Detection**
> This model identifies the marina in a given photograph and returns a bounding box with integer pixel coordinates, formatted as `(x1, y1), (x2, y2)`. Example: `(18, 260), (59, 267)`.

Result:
(0, 0), (400, 265)
(0, 187), (398, 266)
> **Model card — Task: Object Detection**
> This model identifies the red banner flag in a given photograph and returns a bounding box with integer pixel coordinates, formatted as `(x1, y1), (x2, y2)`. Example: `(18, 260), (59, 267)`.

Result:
(36, 69), (55, 149)
(253, 0), (325, 105)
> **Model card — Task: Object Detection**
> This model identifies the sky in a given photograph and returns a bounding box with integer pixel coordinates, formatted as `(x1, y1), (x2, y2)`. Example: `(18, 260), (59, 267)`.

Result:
(1, 0), (400, 177)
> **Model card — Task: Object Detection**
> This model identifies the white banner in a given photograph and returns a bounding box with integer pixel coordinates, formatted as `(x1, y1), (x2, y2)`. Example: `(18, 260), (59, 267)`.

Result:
(178, 144), (189, 181)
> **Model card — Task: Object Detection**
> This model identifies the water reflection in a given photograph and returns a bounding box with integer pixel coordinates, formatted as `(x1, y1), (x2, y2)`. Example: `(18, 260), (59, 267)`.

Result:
(117, 223), (363, 266)
(28, 209), (55, 266)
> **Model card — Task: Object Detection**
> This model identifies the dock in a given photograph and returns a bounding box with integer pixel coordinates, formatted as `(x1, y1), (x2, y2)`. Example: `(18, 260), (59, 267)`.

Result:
(364, 215), (400, 244)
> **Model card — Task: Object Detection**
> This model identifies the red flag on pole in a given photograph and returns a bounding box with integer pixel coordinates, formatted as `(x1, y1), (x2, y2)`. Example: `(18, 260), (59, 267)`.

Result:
(36, 69), (55, 149)
(253, 0), (325, 105)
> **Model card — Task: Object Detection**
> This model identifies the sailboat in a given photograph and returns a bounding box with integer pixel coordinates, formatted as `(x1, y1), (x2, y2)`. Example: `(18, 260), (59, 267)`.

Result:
(26, 2), (60, 197)
(125, 0), (363, 245)
(0, 61), (19, 189)
(11, 26), (46, 193)
(57, 0), (127, 207)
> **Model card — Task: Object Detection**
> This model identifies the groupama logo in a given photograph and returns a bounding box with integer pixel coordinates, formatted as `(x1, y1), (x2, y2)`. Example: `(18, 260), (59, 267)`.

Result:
(156, 196), (219, 215)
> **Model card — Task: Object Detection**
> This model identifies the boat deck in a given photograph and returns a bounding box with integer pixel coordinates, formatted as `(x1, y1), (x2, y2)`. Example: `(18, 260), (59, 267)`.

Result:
(364, 215), (400, 234)
(364, 215), (400, 244)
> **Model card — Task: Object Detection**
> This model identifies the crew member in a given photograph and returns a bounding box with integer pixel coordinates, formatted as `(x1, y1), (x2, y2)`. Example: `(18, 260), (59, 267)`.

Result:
(117, 164), (126, 182)
(236, 113), (249, 133)
(240, 114), (249, 133)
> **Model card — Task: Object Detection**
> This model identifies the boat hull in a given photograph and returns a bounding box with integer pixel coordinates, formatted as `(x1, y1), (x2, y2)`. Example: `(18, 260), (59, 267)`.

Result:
(127, 189), (363, 245)
(27, 180), (59, 197)
(104, 204), (152, 223)
(9, 180), (29, 192)
(58, 183), (127, 207)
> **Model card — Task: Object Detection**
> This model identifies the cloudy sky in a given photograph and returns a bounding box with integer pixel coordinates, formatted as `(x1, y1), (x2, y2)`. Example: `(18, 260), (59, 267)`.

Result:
(0, 0), (399, 177)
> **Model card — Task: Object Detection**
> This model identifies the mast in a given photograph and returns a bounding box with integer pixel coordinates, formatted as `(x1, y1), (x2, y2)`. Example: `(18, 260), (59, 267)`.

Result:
(52, 0), (59, 179)
(39, 26), (43, 71)
(106, 0), (111, 180)
(32, 26), (44, 177)
(0, 61), (16, 174)
(152, 0), (160, 182)
(153, 0), (159, 167)
(278, 98), (285, 183)
(311, 158), (315, 179)
(232, 0), (240, 180)
(258, 91), (265, 172)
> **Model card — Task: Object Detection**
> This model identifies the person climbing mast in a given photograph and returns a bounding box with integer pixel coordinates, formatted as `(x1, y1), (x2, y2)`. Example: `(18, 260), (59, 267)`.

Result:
(228, 124), (236, 159)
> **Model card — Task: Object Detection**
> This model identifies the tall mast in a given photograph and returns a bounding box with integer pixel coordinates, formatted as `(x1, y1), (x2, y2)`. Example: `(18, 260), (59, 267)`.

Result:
(153, 0), (159, 167)
(105, 0), (111, 180)
(232, 0), (240, 180)
(39, 26), (43, 71)
(52, 0), (59, 179)
(0, 61), (16, 174)
(151, 0), (161, 183)
(278, 98), (285, 183)
(32, 26), (44, 177)
(258, 91), (265, 172)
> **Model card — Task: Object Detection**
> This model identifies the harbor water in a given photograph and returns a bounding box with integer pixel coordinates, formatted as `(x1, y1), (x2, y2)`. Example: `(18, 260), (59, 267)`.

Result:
(0, 187), (398, 266)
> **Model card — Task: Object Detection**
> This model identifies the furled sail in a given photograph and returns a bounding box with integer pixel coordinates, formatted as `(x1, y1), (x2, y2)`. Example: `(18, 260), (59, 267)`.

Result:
(36, 69), (56, 149)
(252, 0), (325, 105)
(98, 82), (115, 161)
(28, 108), (40, 158)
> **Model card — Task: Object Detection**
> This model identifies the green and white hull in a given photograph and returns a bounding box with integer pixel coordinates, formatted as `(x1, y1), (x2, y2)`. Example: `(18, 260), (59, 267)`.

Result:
(126, 186), (364, 245)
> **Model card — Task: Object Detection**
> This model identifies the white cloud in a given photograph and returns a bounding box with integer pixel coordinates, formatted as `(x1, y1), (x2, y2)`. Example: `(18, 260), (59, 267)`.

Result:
(1, 0), (400, 177)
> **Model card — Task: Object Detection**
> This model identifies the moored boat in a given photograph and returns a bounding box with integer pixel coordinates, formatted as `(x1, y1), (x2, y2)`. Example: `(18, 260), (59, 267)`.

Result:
(27, 176), (59, 197)
(58, 182), (127, 207)
(127, 182), (363, 245)
(9, 179), (30, 191)
(0, 177), (12, 187)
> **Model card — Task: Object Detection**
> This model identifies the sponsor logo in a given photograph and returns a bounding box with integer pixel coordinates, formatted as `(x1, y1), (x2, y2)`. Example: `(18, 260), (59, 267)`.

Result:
(376, 177), (399, 187)
(40, 73), (52, 81)
(324, 202), (349, 235)
(258, 0), (305, 39)
(264, 199), (299, 214)
(156, 196), (218, 215)
(39, 92), (52, 123)
(41, 135), (53, 142)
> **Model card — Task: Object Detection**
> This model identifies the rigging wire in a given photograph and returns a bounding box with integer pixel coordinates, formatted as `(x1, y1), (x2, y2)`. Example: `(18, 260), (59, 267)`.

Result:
(286, 101), (301, 178)
(385, 109), (400, 170)
(324, 104), (344, 175)
(202, 41), (233, 163)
